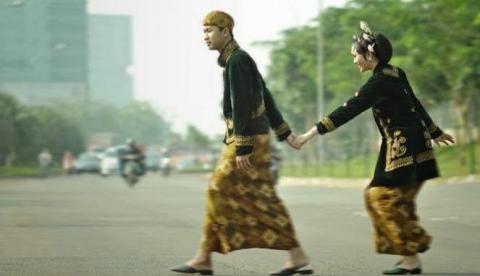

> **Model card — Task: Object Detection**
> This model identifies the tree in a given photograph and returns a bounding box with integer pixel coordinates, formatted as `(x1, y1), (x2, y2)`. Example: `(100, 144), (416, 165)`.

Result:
(263, 0), (480, 168)
(184, 124), (212, 151)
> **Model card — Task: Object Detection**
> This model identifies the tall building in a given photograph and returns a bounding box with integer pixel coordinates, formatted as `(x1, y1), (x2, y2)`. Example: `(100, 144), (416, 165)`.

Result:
(88, 14), (133, 107)
(0, 0), (88, 105)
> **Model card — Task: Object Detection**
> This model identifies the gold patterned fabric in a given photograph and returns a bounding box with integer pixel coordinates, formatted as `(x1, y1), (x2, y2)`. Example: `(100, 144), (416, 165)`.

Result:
(203, 10), (234, 31)
(427, 123), (439, 135)
(201, 134), (300, 254)
(273, 122), (290, 137)
(218, 40), (239, 67)
(234, 134), (254, 146)
(364, 182), (432, 256)
(385, 130), (413, 172)
(320, 117), (336, 132)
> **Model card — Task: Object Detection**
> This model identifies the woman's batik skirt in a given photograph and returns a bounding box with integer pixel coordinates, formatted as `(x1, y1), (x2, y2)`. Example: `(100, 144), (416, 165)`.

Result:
(365, 182), (432, 256)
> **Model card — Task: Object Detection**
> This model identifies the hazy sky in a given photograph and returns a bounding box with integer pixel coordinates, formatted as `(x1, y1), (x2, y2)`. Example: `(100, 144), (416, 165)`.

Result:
(88, 0), (346, 136)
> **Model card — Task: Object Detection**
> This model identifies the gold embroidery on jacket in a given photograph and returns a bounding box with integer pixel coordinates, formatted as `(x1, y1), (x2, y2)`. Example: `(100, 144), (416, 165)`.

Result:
(427, 123), (438, 134)
(234, 135), (254, 146)
(424, 130), (433, 149)
(224, 118), (235, 144)
(274, 122), (290, 136)
(382, 67), (399, 78)
(386, 156), (414, 172)
(218, 40), (239, 67)
(417, 150), (434, 163)
(385, 130), (413, 172)
(391, 130), (408, 158)
(320, 117), (336, 132)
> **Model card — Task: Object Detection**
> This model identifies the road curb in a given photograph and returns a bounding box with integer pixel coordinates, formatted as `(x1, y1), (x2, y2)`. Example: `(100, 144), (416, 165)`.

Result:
(279, 174), (480, 188)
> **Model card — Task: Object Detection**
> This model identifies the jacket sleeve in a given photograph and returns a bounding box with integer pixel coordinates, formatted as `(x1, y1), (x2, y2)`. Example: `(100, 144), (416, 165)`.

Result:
(399, 69), (443, 139)
(316, 77), (381, 135)
(261, 78), (292, 141)
(228, 55), (254, 156)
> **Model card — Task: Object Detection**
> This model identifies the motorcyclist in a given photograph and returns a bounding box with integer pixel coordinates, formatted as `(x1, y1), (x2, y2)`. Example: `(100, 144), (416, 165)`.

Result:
(160, 148), (173, 176)
(119, 138), (146, 177)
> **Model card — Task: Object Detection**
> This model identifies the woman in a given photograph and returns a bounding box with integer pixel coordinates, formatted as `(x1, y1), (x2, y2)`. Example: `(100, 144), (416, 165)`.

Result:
(296, 21), (454, 275)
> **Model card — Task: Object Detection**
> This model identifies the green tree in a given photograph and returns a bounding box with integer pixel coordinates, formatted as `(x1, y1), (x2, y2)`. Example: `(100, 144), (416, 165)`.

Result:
(263, 0), (480, 172)
(184, 124), (212, 151)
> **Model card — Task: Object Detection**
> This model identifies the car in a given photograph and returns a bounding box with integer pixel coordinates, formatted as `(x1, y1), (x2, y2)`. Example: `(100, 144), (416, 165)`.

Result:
(176, 157), (203, 172)
(74, 152), (101, 173)
(100, 145), (128, 176)
(145, 153), (160, 172)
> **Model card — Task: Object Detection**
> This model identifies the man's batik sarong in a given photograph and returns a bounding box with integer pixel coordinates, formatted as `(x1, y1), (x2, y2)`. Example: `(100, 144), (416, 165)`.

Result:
(201, 135), (299, 254)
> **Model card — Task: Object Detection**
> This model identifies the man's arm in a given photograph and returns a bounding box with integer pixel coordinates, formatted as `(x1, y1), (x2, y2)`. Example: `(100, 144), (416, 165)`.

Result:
(228, 55), (254, 156)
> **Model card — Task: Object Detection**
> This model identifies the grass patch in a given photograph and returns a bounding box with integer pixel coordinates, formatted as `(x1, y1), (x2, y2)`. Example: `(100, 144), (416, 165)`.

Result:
(0, 166), (62, 178)
(282, 141), (479, 178)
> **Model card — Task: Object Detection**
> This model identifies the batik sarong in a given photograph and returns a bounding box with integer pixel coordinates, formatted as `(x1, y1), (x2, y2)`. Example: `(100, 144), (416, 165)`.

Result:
(364, 182), (432, 255)
(201, 135), (299, 253)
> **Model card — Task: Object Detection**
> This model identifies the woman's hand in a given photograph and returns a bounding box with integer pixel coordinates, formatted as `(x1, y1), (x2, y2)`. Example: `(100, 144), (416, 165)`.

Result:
(295, 126), (320, 149)
(286, 133), (302, 150)
(434, 132), (455, 146)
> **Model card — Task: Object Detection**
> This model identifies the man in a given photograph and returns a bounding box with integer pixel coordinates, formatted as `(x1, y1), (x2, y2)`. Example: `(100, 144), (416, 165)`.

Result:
(170, 10), (312, 276)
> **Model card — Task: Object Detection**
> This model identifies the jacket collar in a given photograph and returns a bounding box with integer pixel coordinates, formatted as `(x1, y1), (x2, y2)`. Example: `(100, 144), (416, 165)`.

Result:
(373, 62), (389, 75)
(218, 39), (239, 67)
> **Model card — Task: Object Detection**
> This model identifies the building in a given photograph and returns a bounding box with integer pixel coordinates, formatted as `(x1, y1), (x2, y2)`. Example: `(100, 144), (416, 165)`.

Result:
(0, 0), (88, 105)
(88, 14), (133, 107)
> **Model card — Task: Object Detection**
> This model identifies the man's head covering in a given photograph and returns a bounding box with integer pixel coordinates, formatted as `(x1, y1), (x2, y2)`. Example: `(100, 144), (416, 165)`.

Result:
(203, 10), (234, 31)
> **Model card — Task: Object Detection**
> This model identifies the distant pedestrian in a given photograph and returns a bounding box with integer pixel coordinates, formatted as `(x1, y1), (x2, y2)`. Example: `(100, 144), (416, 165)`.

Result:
(62, 151), (75, 175)
(38, 149), (52, 177)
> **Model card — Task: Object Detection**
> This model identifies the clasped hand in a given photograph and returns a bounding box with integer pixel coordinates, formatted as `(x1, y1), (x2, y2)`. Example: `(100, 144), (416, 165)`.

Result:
(285, 127), (319, 150)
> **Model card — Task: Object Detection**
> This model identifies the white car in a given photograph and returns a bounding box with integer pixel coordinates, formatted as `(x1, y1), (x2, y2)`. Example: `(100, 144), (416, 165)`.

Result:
(100, 146), (126, 176)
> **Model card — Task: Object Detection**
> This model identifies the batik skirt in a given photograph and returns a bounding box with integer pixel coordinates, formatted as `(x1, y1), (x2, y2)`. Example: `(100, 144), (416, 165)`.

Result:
(364, 182), (432, 256)
(201, 134), (299, 254)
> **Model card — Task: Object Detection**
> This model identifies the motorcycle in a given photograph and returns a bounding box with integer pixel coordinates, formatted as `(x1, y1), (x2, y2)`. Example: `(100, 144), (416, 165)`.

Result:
(121, 154), (144, 187)
(160, 156), (173, 177)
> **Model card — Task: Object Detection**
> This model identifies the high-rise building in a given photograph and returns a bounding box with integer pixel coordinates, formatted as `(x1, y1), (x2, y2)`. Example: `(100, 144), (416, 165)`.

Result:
(88, 14), (133, 107)
(0, 0), (88, 105)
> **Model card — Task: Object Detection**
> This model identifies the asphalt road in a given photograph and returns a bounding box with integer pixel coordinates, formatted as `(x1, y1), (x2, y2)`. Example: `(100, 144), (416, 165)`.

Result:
(0, 173), (479, 276)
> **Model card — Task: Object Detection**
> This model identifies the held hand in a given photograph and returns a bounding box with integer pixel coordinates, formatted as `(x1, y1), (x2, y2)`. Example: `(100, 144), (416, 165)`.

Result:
(295, 133), (311, 148)
(236, 155), (253, 171)
(286, 133), (302, 150)
(295, 126), (320, 149)
(434, 132), (455, 146)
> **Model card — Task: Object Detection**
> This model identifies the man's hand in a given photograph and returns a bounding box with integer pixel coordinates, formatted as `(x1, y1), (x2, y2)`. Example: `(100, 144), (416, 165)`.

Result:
(286, 133), (302, 150)
(236, 155), (253, 171)
(434, 132), (455, 146)
(291, 126), (319, 149)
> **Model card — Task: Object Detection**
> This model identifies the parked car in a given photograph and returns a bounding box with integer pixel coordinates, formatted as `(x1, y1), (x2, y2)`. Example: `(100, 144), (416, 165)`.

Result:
(176, 157), (203, 172)
(145, 153), (160, 172)
(100, 145), (128, 176)
(74, 152), (101, 173)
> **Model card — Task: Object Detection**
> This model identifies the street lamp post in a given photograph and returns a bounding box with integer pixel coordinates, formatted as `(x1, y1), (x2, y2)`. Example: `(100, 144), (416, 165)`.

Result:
(317, 0), (324, 165)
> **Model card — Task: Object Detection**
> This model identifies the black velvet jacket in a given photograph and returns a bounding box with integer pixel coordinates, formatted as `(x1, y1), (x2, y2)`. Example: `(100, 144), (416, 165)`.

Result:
(222, 46), (291, 156)
(316, 64), (443, 186)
